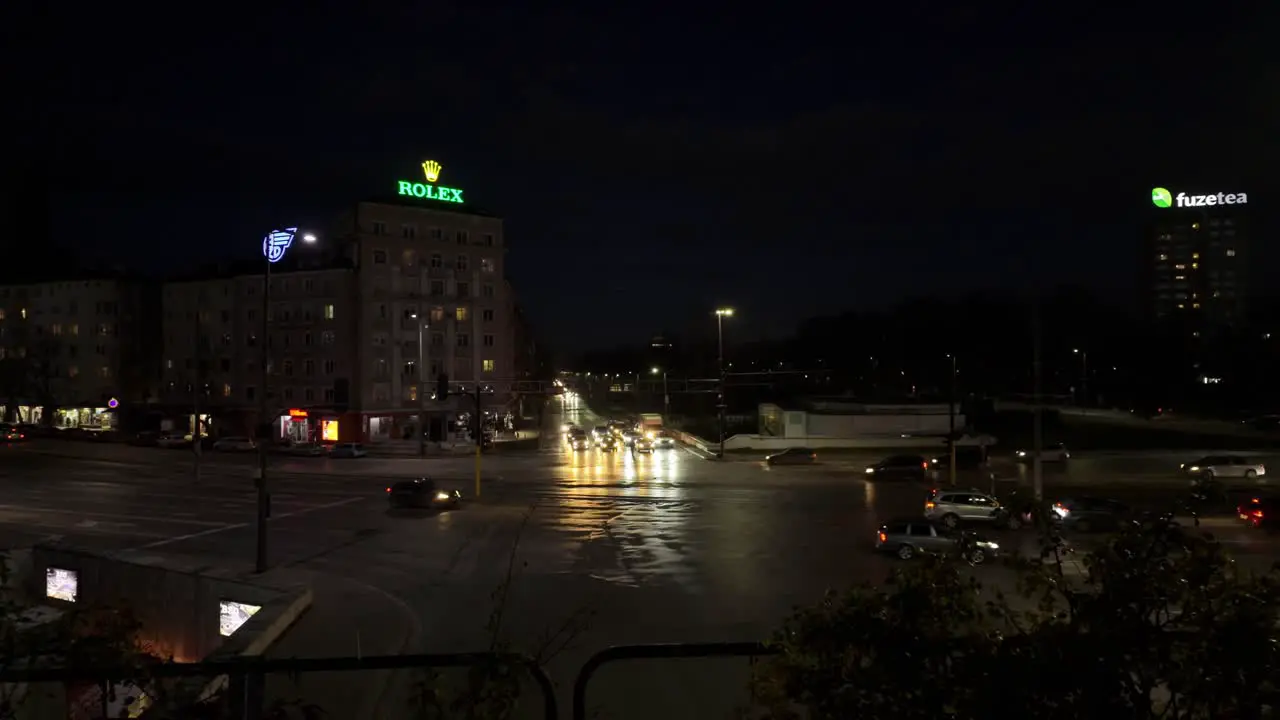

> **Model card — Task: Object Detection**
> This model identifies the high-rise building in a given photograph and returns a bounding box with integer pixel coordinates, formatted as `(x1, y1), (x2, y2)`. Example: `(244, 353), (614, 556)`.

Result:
(1143, 187), (1250, 330)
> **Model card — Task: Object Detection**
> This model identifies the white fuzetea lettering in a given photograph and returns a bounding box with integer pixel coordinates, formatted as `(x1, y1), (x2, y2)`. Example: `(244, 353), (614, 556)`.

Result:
(1175, 192), (1248, 208)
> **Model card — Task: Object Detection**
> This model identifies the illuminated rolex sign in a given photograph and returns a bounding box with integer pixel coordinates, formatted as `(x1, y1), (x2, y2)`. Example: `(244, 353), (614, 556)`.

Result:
(1151, 187), (1248, 209)
(397, 160), (464, 204)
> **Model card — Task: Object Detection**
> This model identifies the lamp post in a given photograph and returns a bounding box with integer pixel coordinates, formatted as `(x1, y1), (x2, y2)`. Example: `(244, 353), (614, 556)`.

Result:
(715, 308), (734, 459)
(946, 353), (957, 487)
(1073, 348), (1088, 413)
(256, 227), (315, 574)
(412, 313), (430, 457)
(651, 366), (669, 420)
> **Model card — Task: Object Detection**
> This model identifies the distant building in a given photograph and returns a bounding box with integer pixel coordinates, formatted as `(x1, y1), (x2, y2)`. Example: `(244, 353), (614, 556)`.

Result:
(1143, 186), (1250, 330)
(0, 277), (157, 428)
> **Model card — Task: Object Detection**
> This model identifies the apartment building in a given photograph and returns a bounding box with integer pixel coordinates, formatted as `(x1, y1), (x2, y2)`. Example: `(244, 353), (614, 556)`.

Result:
(0, 277), (155, 427)
(159, 263), (359, 441)
(332, 200), (513, 440)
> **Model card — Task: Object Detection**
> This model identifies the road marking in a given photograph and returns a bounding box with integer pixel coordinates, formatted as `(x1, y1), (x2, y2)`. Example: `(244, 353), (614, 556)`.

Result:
(0, 503), (229, 527)
(129, 496), (367, 550)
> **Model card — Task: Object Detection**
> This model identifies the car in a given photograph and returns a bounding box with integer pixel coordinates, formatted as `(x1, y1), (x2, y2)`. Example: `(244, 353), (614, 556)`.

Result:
(621, 431), (641, 446)
(287, 442), (326, 457)
(864, 454), (928, 480)
(1049, 497), (1131, 532)
(633, 437), (653, 453)
(328, 443), (367, 458)
(212, 437), (256, 452)
(591, 426), (610, 440)
(1183, 455), (1266, 481)
(1014, 443), (1070, 462)
(765, 447), (817, 466)
(0, 424), (26, 442)
(597, 436), (620, 451)
(924, 488), (1014, 529)
(568, 434), (591, 451)
(1237, 496), (1280, 529)
(873, 519), (999, 564)
(386, 479), (461, 510)
(652, 432), (676, 449)
(566, 428), (587, 445)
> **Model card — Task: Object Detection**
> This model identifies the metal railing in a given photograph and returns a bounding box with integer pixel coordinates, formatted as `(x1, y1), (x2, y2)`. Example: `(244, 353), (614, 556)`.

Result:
(571, 642), (778, 720)
(0, 652), (556, 720)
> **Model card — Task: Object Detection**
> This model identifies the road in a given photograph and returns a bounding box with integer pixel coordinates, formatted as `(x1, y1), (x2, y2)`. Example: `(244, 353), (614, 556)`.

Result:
(2, 398), (1279, 718)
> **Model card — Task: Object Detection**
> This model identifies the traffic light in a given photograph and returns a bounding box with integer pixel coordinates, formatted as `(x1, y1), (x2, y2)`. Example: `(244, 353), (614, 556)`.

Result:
(437, 374), (449, 400)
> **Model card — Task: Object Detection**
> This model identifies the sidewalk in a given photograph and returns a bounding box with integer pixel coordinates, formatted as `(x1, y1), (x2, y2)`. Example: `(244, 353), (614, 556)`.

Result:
(250, 566), (421, 719)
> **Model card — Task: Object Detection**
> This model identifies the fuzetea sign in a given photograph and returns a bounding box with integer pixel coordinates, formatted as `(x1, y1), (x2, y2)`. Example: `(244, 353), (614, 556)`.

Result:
(1152, 187), (1248, 209)
(397, 160), (465, 204)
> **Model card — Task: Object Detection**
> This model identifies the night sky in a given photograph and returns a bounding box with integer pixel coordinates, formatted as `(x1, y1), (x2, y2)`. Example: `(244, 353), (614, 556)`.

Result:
(21, 4), (1279, 352)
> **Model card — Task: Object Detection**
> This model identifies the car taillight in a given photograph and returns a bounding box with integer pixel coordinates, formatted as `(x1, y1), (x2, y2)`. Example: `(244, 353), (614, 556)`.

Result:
(921, 461), (927, 469)
(811, 453), (817, 460)
(1054, 502), (1068, 515)
(385, 487), (391, 493)
(878, 532), (887, 542)
(1253, 510), (1264, 519)
(925, 502), (935, 510)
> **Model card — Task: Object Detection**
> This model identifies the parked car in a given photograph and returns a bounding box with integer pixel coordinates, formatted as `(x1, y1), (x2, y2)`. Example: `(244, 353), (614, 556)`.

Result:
(328, 443), (367, 459)
(924, 488), (1015, 529)
(287, 442), (325, 457)
(765, 447), (817, 466)
(386, 479), (461, 510)
(873, 518), (999, 564)
(864, 454), (928, 480)
(212, 436), (256, 452)
(1183, 455), (1267, 481)
(156, 432), (191, 449)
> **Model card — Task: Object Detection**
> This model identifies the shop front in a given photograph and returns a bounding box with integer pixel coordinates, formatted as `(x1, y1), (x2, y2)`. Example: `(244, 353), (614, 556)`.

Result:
(276, 408), (344, 444)
(54, 406), (116, 430)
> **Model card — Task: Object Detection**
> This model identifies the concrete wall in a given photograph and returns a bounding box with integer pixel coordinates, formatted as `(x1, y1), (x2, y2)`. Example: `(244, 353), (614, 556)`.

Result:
(30, 545), (283, 663)
(805, 412), (962, 437)
(722, 433), (995, 451)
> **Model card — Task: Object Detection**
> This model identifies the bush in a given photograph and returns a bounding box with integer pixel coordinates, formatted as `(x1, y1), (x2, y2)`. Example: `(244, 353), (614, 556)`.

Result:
(748, 515), (1280, 719)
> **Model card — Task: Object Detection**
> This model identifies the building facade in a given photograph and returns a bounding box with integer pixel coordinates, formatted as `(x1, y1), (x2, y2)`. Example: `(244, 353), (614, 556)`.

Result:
(159, 264), (360, 441)
(330, 199), (514, 441)
(0, 277), (156, 428)
(1144, 187), (1250, 330)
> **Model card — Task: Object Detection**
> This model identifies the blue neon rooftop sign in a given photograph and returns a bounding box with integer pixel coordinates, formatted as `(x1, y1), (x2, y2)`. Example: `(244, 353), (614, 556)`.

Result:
(262, 227), (297, 263)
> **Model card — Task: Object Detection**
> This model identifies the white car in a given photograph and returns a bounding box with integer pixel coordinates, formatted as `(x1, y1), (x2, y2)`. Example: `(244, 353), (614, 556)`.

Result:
(1182, 455), (1266, 480)
(652, 433), (676, 449)
(212, 437), (256, 452)
(1014, 443), (1070, 462)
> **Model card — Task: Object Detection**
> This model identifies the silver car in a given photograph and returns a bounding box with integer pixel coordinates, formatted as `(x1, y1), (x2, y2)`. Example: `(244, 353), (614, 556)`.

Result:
(923, 488), (1014, 529)
(1182, 455), (1266, 481)
(874, 519), (999, 564)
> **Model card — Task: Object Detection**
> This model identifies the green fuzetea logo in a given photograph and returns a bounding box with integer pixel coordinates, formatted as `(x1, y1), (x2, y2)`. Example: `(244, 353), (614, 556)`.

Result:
(1151, 186), (1248, 208)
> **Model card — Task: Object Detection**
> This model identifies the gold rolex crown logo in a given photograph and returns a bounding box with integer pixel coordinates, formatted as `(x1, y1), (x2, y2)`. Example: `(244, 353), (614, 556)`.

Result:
(422, 160), (442, 183)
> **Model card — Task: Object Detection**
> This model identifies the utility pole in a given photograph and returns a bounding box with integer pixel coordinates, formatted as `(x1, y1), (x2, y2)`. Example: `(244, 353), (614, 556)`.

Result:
(715, 308), (734, 459)
(474, 382), (483, 498)
(416, 316), (428, 457)
(193, 317), (203, 485)
(948, 354), (957, 487)
(1032, 306), (1044, 502)
(255, 262), (271, 574)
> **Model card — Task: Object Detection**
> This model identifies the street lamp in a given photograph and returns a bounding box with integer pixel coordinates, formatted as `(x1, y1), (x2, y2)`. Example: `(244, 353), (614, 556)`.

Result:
(946, 353), (957, 486)
(715, 308), (734, 459)
(412, 312), (430, 457)
(1073, 348), (1088, 411)
(256, 227), (316, 574)
(651, 366), (669, 420)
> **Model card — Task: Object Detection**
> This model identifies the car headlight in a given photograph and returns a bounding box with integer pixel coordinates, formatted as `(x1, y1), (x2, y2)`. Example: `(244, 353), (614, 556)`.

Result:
(865, 467), (875, 474)
(977, 541), (999, 550)
(435, 491), (450, 500)
(1188, 466), (1200, 473)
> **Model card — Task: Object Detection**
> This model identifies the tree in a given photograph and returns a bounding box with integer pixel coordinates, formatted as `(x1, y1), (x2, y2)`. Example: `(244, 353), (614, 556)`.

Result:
(0, 356), (27, 423)
(27, 335), (61, 425)
(746, 515), (1280, 719)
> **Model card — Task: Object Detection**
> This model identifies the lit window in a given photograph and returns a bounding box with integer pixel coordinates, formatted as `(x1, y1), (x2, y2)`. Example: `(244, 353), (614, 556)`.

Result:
(455, 307), (468, 322)
(407, 384), (418, 401)
(324, 304), (335, 320)
(20, 308), (27, 319)
(0, 309), (4, 320)
(1192, 303), (1201, 309)
(1191, 263), (1198, 269)
(68, 323), (78, 336)
(99, 366), (110, 378)
(482, 359), (495, 373)
(481, 258), (495, 273)
(223, 383), (231, 397)
(50, 324), (62, 335)
(1226, 249), (1236, 257)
